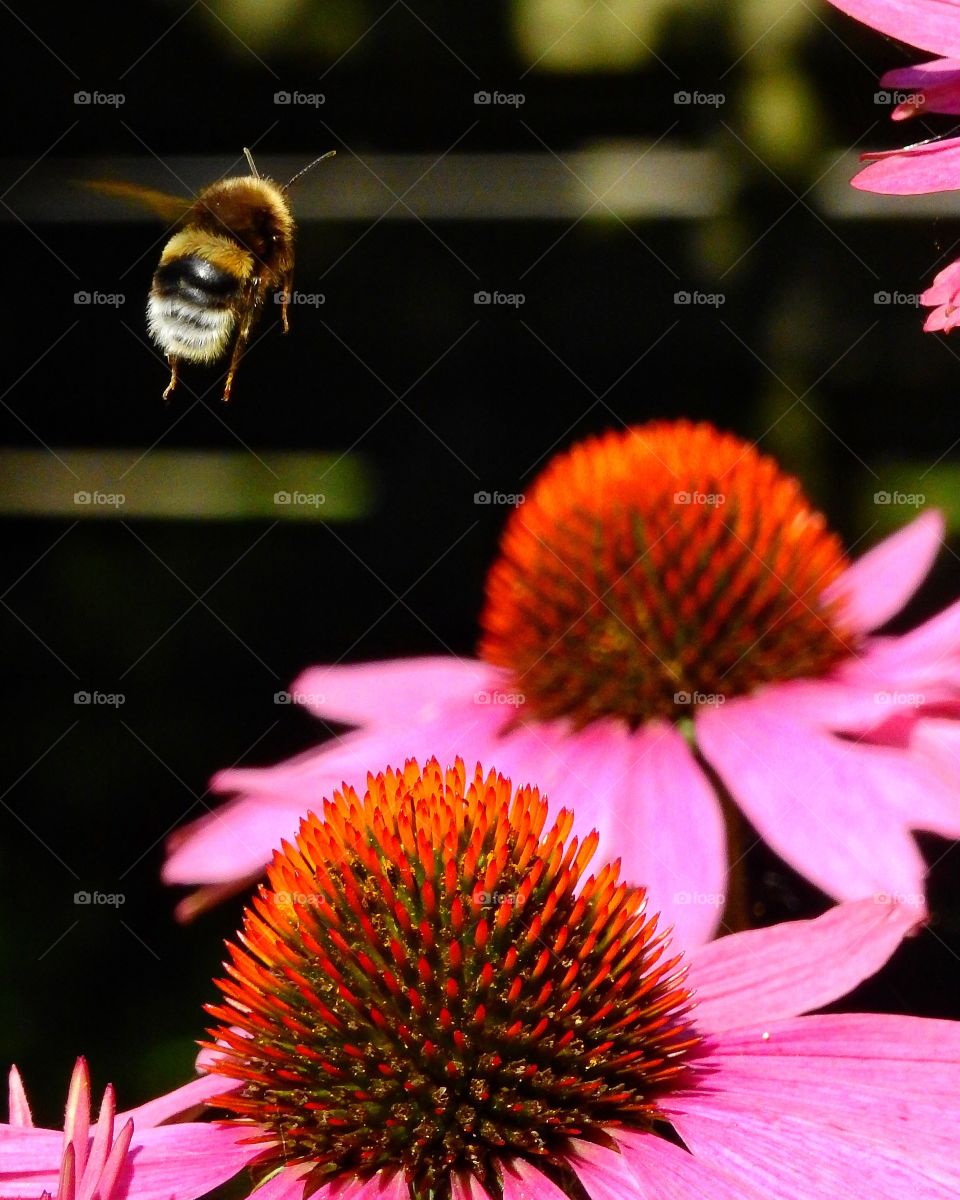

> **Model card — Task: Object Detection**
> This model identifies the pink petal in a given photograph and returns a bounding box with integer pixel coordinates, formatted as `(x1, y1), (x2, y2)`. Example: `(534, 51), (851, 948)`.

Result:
(290, 658), (500, 726)
(821, 510), (944, 634)
(571, 1130), (767, 1199)
(62, 1060), (90, 1181)
(854, 136), (960, 194)
(111, 1122), (262, 1200)
(839, 593), (960, 692)
(481, 718), (726, 947)
(919, 260), (960, 306)
(695, 700), (933, 908)
(7, 1067), (33, 1127)
(168, 700), (506, 887)
(687, 898), (920, 1034)
(92, 1116), (132, 1200)
(827, 0), (960, 59)
(117, 1072), (241, 1129)
(882, 57), (960, 89)
(450, 1173), (496, 1200)
(673, 1013), (960, 1176)
(498, 1159), (567, 1199)
(241, 1164), (312, 1200)
(881, 58), (960, 118)
(79, 1086), (115, 1200)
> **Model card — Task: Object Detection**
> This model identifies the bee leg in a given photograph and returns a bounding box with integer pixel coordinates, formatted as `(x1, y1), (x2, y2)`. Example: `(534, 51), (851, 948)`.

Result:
(162, 357), (179, 404)
(221, 324), (253, 404)
(280, 273), (293, 334)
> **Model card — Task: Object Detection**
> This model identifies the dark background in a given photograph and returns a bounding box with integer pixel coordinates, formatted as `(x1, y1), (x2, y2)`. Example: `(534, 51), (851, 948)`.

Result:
(2, 0), (960, 1126)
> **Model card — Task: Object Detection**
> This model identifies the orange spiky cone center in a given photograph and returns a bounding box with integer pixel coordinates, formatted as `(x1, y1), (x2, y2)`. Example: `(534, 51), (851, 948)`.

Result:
(480, 421), (856, 728)
(205, 758), (698, 1200)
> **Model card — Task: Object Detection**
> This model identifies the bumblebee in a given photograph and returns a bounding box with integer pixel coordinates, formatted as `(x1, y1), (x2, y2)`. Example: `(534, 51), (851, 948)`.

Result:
(91, 148), (334, 402)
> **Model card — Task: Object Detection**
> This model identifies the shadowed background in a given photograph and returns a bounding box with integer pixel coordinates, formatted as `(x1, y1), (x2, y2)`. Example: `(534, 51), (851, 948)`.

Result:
(2, 0), (959, 1128)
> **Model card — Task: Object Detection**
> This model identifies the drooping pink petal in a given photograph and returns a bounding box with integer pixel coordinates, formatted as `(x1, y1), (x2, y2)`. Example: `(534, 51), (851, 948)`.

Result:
(110, 1122), (261, 1200)
(670, 1103), (959, 1199)
(573, 1129), (767, 1199)
(483, 717), (726, 946)
(854, 136), (960, 193)
(827, 0), (960, 59)
(840, 593), (960, 693)
(821, 510), (943, 634)
(696, 700), (934, 909)
(168, 701), (507, 887)
(880, 58), (960, 119)
(450, 1172), (496, 1200)
(7, 1066), (33, 1128)
(498, 1159), (568, 1200)
(117, 1071), (241, 1129)
(290, 658), (500, 726)
(235, 1163), (311, 1200)
(671, 1013), (960, 1182)
(687, 898), (920, 1034)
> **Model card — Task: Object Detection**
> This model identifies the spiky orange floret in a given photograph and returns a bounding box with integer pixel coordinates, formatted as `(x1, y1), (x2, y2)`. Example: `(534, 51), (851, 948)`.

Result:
(480, 421), (855, 728)
(205, 758), (697, 1200)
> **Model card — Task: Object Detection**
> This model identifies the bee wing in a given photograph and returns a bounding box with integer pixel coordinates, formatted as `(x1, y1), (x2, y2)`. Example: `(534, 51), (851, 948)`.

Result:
(82, 180), (193, 222)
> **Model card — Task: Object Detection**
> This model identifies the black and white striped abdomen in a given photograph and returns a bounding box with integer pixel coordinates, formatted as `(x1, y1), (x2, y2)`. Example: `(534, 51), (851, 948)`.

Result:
(147, 254), (238, 363)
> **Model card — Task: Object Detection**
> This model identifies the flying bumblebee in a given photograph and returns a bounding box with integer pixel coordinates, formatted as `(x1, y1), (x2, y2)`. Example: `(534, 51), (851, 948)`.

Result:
(90, 148), (335, 402)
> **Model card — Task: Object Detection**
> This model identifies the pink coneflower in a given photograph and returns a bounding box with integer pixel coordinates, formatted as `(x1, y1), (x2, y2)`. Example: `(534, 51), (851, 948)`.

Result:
(0, 1055), (256, 1199)
(201, 758), (956, 1200)
(165, 422), (960, 943)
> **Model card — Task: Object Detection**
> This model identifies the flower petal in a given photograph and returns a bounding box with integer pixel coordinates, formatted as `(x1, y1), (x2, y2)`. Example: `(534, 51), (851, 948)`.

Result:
(572, 1130), (766, 1199)
(499, 1158), (568, 1199)
(118, 1072), (241, 1129)
(695, 700), (931, 909)
(821, 510), (943, 634)
(484, 718), (726, 947)
(112, 1122), (262, 1200)
(291, 658), (499, 726)
(854, 136), (960, 194)
(881, 58), (960, 118)
(671, 1100), (959, 1199)
(827, 0), (960, 60)
(687, 898), (920, 1034)
(7, 1067), (32, 1128)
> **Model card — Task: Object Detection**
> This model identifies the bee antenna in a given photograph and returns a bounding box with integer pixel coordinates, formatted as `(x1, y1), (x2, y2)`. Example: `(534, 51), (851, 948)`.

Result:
(243, 147), (260, 178)
(284, 150), (337, 191)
